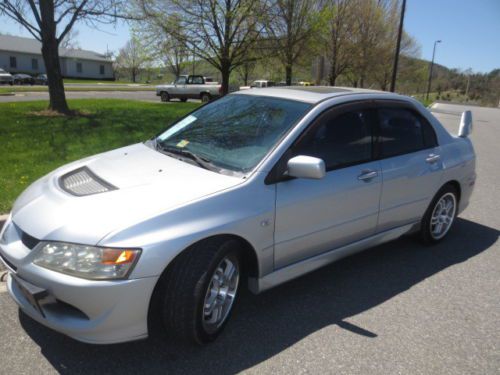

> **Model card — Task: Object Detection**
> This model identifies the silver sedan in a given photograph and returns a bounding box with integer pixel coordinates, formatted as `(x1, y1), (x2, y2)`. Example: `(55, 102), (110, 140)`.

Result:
(0, 87), (476, 345)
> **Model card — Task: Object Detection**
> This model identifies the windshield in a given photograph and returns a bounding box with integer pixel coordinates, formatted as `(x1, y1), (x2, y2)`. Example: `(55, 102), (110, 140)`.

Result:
(156, 94), (311, 172)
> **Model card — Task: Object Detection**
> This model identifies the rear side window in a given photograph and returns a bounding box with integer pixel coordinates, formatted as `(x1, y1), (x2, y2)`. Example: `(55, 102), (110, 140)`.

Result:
(293, 109), (374, 170)
(377, 108), (436, 158)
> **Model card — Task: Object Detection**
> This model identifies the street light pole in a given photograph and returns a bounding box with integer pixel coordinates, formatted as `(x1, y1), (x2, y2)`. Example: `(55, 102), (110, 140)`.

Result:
(390, 0), (406, 92)
(426, 40), (441, 100)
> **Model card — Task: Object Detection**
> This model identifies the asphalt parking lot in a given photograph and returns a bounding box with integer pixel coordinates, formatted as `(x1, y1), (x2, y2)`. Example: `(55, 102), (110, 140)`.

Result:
(0, 102), (498, 374)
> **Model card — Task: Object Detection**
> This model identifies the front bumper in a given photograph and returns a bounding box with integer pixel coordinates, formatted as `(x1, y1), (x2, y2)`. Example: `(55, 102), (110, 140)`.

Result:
(0, 218), (159, 344)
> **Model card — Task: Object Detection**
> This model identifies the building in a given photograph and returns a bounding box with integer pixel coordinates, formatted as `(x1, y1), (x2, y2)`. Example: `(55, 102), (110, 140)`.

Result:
(0, 34), (114, 79)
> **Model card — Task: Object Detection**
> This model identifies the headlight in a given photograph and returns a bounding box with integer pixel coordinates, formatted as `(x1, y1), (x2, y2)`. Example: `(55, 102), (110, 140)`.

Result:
(33, 242), (141, 280)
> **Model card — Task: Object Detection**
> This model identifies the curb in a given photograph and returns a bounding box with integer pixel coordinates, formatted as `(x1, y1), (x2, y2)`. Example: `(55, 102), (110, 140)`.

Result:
(0, 215), (7, 273)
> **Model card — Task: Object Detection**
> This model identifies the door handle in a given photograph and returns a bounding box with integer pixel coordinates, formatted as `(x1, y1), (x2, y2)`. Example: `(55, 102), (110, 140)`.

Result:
(358, 170), (378, 181)
(426, 154), (441, 164)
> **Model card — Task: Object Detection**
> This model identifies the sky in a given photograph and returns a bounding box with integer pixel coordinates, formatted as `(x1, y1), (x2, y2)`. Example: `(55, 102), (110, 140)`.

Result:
(1, 0), (499, 73)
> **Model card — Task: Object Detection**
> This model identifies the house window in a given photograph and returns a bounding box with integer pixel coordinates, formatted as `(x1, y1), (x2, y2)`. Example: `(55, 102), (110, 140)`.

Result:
(32, 58), (38, 70)
(76, 62), (82, 73)
(10, 56), (17, 68)
(99, 65), (105, 75)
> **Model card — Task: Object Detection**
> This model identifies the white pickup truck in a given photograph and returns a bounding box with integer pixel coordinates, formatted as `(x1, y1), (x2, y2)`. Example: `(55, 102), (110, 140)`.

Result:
(156, 75), (226, 103)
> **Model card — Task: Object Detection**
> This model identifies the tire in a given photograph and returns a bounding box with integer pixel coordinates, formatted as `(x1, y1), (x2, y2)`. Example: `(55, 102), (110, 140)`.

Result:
(156, 238), (241, 344)
(200, 93), (211, 103)
(419, 184), (459, 244)
(180, 98), (188, 102)
(160, 91), (170, 102)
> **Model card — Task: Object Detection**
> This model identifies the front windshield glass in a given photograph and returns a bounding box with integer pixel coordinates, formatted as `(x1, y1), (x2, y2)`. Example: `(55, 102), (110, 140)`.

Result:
(156, 94), (311, 172)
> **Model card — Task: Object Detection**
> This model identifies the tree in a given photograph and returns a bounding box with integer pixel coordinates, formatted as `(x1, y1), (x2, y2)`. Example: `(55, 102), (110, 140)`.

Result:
(0, 1), (126, 113)
(266, 0), (317, 85)
(115, 37), (151, 82)
(319, 0), (356, 86)
(136, 0), (267, 94)
(60, 29), (81, 50)
(131, 14), (188, 79)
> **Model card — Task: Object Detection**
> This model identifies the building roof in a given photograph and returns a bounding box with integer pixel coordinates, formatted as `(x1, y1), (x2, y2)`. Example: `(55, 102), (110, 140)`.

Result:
(236, 86), (400, 104)
(0, 34), (111, 63)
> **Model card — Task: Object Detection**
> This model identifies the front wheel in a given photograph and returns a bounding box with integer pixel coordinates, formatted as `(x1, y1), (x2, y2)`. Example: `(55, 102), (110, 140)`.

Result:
(158, 238), (241, 344)
(160, 91), (170, 102)
(420, 185), (458, 244)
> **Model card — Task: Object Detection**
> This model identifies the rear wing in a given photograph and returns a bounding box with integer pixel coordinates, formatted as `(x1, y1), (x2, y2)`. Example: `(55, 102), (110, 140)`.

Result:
(458, 110), (473, 137)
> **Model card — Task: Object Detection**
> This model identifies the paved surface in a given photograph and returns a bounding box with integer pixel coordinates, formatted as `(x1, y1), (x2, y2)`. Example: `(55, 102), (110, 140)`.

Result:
(0, 102), (499, 374)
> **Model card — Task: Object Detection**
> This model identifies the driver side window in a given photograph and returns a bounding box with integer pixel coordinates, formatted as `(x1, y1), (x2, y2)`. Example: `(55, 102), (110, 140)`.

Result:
(175, 77), (187, 85)
(293, 108), (374, 171)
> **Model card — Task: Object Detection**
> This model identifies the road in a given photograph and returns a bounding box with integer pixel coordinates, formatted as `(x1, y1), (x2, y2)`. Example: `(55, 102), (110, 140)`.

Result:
(0, 102), (499, 374)
(0, 90), (159, 103)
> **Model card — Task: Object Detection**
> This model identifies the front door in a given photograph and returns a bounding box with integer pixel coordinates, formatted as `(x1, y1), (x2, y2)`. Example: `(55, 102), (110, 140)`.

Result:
(273, 103), (382, 269)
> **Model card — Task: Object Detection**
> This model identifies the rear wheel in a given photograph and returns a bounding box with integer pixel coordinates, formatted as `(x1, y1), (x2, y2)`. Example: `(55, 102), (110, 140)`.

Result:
(160, 92), (170, 102)
(180, 98), (188, 102)
(420, 184), (458, 244)
(200, 93), (211, 103)
(156, 238), (241, 344)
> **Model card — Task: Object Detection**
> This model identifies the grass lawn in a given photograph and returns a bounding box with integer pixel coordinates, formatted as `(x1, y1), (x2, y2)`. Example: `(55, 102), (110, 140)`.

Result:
(0, 99), (199, 213)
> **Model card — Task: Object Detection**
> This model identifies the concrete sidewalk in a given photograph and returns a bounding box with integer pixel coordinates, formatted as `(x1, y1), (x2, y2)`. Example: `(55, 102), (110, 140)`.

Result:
(0, 214), (8, 272)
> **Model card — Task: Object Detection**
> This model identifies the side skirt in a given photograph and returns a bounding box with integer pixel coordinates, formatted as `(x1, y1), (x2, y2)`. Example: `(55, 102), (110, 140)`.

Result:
(248, 223), (416, 294)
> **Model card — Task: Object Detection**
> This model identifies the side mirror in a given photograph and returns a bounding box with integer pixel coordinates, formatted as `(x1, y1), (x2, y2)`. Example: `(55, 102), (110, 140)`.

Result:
(287, 155), (326, 180)
(458, 110), (473, 137)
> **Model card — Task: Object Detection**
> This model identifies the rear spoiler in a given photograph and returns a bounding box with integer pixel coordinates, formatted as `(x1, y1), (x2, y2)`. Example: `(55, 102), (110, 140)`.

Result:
(458, 110), (473, 138)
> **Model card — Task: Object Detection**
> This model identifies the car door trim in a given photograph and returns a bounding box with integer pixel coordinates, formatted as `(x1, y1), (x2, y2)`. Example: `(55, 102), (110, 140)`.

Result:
(248, 221), (416, 294)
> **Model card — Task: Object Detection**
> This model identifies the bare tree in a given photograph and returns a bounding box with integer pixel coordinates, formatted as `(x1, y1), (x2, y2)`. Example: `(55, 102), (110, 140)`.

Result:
(266, 0), (317, 85)
(0, 1), (126, 113)
(136, 0), (267, 94)
(115, 37), (151, 82)
(60, 29), (81, 50)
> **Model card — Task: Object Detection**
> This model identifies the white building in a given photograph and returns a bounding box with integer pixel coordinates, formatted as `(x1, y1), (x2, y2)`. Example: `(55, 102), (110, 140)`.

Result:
(0, 35), (114, 79)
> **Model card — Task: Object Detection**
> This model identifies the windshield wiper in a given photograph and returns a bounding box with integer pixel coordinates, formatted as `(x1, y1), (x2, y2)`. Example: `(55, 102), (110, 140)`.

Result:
(156, 143), (216, 171)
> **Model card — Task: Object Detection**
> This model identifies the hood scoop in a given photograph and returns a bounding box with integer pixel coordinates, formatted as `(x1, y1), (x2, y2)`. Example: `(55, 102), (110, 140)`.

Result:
(59, 167), (117, 196)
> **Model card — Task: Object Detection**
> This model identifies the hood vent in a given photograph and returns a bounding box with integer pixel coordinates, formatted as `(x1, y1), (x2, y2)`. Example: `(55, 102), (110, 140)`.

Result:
(59, 167), (117, 196)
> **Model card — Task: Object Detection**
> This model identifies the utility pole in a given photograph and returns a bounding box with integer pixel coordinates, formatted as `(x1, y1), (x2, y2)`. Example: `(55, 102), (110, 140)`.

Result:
(390, 0), (406, 92)
(426, 40), (442, 100)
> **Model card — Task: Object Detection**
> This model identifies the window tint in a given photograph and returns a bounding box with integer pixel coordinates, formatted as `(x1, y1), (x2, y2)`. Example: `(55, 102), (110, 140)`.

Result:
(294, 109), (373, 170)
(176, 76), (187, 84)
(377, 108), (429, 158)
(188, 76), (204, 84)
(421, 117), (438, 148)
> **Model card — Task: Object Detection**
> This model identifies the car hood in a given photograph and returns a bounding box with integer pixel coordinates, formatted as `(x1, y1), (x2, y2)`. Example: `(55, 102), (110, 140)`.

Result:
(11, 143), (243, 245)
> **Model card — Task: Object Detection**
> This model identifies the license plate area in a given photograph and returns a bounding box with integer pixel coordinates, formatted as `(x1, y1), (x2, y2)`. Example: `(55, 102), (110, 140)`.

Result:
(11, 274), (48, 318)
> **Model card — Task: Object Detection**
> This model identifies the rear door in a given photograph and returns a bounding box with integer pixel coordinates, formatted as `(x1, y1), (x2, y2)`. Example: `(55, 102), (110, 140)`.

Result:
(272, 102), (382, 269)
(374, 101), (443, 232)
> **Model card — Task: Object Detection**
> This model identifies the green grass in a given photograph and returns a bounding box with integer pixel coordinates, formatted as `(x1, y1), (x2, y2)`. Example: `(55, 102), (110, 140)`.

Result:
(0, 99), (199, 213)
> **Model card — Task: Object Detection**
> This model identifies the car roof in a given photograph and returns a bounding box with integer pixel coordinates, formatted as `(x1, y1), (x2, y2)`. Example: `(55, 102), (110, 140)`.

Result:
(235, 86), (405, 104)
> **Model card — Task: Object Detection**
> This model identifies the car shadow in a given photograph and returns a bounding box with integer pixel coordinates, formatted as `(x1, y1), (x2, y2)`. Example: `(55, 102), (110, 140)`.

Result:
(19, 218), (499, 375)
